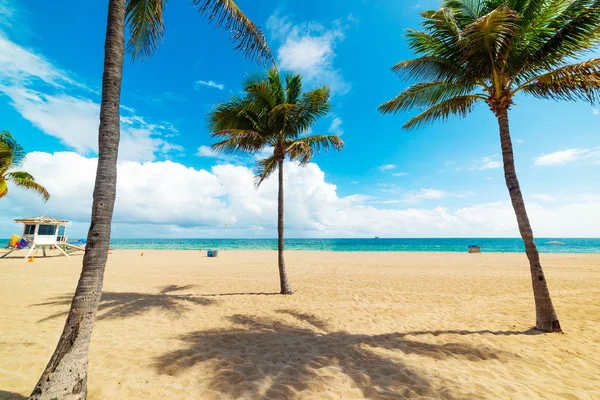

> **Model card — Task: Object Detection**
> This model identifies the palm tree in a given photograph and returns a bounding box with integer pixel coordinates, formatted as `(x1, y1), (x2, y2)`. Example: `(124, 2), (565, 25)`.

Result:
(0, 131), (50, 202)
(29, 1), (273, 398)
(209, 69), (344, 294)
(380, 0), (600, 332)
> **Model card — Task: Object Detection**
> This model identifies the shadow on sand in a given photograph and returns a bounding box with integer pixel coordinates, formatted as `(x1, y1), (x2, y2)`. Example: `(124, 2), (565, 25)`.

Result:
(33, 285), (216, 322)
(155, 311), (516, 399)
(0, 390), (27, 400)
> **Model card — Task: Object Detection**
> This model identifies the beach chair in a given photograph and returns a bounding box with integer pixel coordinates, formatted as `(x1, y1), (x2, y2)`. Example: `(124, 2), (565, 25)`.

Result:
(1, 238), (30, 259)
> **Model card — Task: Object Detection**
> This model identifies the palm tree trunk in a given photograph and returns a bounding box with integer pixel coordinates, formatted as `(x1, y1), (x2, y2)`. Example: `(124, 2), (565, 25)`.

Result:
(278, 158), (292, 294)
(29, 1), (125, 398)
(497, 108), (561, 333)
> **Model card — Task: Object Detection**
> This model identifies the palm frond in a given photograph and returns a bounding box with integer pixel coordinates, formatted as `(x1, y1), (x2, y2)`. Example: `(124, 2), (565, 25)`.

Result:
(7, 173), (50, 202)
(285, 74), (302, 105)
(378, 81), (480, 115)
(285, 135), (344, 165)
(126, 0), (167, 61)
(0, 130), (25, 172)
(460, 6), (521, 73)
(291, 87), (331, 137)
(193, 0), (275, 65)
(520, 58), (600, 103)
(254, 154), (278, 188)
(208, 96), (255, 132)
(402, 95), (482, 130)
(526, 0), (600, 72)
(210, 130), (266, 154)
(6, 171), (35, 181)
(391, 56), (466, 83)
(268, 103), (296, 135)
(0, 178), (7, 199)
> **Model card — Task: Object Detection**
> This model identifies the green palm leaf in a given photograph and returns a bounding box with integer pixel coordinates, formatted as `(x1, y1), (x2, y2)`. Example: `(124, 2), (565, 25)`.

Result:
(126, 0), (166, 60)
(127, 0), (275, 64)
(402, 95), (483, 130)
(0, 178), (7, 199)
(0, 130), (25, 172)
(254, 154), (278, 187)
(6, 171), (50, 202)
(520, 58), (600, 103)
(193, 0), (275, 64)
(378, 81), (480, 114)
(286, 135), (345, 165)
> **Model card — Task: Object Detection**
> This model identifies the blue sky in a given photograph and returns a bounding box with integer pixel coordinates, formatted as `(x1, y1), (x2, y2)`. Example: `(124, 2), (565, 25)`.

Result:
(1, 0), (599, 238)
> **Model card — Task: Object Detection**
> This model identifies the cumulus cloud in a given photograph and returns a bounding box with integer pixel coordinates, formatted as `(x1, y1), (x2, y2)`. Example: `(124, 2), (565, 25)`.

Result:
(267, 15), (351, 95)
(392, 172), (409, 177)
(194, 80), (225, 91)
(535, 147), (600, 166)
(2, 152), (599, 238)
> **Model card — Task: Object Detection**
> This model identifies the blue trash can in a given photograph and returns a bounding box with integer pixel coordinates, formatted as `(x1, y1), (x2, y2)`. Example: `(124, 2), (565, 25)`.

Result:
(207, 250), (219, 257)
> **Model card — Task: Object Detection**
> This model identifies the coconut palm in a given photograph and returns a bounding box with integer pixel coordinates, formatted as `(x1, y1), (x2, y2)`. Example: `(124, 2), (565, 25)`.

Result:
(0, 131), (49, 202)
(209, 69), (344, 294)
(30, 1), (273, 398)
(380, 0), (600, 332)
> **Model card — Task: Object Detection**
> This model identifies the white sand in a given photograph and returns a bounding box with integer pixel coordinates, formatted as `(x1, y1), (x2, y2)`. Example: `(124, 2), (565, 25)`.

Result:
(0, 250), (599, 399)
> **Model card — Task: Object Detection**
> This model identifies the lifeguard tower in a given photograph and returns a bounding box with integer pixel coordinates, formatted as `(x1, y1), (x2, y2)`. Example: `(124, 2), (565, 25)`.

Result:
(2, 216), (84, 259)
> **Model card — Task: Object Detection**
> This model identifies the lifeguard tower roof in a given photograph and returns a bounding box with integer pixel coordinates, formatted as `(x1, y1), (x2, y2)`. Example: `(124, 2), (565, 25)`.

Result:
(14, 216), (69, 225)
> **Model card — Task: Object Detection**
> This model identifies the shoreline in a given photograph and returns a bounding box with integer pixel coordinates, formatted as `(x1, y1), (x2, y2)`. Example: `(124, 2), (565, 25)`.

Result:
(3, 248), (600, 257)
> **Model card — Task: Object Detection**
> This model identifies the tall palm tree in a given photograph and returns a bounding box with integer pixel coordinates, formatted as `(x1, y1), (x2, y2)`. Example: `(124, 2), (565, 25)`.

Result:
(0, 131), (50, 202)
(29, 1), (273, 398)
(209, 69), (344, 294)
(380, 0), (600, 332)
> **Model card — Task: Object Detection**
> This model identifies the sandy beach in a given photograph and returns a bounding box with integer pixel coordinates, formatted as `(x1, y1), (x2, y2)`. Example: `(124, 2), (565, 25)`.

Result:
(0, 250), (599, 399)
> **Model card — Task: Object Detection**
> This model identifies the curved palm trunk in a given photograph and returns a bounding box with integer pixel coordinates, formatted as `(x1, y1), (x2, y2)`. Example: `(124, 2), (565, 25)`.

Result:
(278, 159), (292, 294)
(497, 108), (561, 333)
(29, 1), (125, 398)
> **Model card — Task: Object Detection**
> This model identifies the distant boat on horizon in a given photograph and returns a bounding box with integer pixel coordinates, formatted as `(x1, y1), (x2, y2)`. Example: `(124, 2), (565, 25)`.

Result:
(374, 236), (380, 239)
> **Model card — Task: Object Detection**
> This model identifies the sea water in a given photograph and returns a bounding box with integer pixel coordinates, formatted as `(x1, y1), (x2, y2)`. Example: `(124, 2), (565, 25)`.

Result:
(93, 238), (600, 253)
(3, 238), (599, 253)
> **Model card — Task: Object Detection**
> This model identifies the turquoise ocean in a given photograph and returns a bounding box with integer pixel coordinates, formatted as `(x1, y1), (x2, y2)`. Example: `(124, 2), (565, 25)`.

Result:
(4, 238), (599, 253)
(90, 238), (600, 253)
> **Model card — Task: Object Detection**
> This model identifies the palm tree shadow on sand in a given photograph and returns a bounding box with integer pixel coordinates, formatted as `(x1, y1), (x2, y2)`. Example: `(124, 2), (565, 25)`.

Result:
(0, 391), (27, 400)
(33, 285), (216, 322)
(155, 310), (517, 399)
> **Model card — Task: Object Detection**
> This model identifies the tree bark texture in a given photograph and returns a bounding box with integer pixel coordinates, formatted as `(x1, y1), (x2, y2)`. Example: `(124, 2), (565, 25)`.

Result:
(277, 158), (292, 294)
(497, 108), (561, 333)
(29, 0), (126, 398)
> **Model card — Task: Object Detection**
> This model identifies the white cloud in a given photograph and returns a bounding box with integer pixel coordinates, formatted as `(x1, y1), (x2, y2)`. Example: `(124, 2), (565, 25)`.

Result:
(0, 33), (78, 88)
(514, 139), (525, 143)
(531, 194), (557, 203)
(2, 152), (600, 238)
(379, 164), (396, 171)
(267, 15), (351, 95)
(328, 117), (343, 136)
(593, 108), (599, 115)
(392, 172), (409, 177)
(0, 32), (179, 162)
(195, 145), (238, 162)
(1, 86), (181, 161)
(469, 155), (502, 170)
(535, 147), (600, 166)
(194, 80), (225, 91)
(403, 188), (446, 203)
